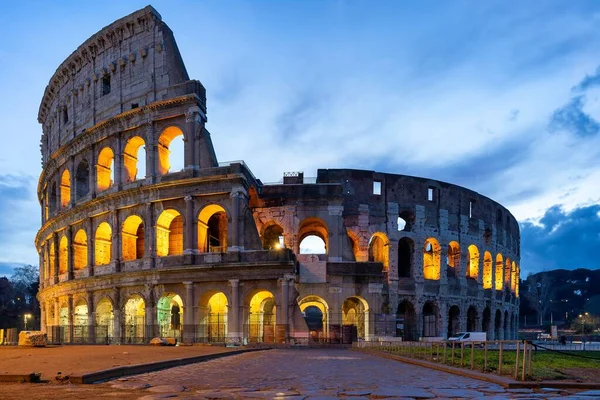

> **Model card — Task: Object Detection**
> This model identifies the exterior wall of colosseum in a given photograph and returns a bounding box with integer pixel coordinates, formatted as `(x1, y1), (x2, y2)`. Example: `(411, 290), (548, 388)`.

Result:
(36, 6), (519, 346)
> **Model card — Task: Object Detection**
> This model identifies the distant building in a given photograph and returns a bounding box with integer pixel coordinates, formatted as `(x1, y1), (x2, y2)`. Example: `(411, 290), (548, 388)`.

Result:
(36, 6), (520, 345)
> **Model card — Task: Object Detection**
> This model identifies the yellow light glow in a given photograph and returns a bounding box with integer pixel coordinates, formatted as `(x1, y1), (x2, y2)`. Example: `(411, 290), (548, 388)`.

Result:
(423, 238), (441, 280)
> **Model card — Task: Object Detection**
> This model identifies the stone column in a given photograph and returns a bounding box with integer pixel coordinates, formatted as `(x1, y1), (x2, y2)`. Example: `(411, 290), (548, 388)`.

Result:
(144, 202), (155, 267)
(229, 187), (246, 251)
(278, 277), (290, 343)
(183, 282), (195, 343)
(114, 135), (122, 189)
(113, 288), (121, 344)
(38, 250), (44, 289)
(184, 108), (198, 170)
(67, 294), (74, 343)
(327, 205), (344, 262)
(145, 122), (157, 183)
(498, 311), (505, 340)
(87, 291), (95, 344)
(228, 279), (241, 344)
(87, 218), (94, 276)
(40, 303), (46, 333)
(145, 285), (155, 342)
(69, 157), (76, 207)
(90, 146), (97, 199)
(52, 234), (59, 284)
(66, 226), (74, 280)
(184, 196), (195, 254)
(111, 211), (121, 272)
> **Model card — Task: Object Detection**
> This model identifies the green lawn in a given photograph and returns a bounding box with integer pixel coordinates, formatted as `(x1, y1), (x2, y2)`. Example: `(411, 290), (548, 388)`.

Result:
(358, 344), (600, 381)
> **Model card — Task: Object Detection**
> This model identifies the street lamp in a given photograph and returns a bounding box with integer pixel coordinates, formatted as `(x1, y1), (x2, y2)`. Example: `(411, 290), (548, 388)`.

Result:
(579, 312), (589, 335)
(24, 313), (32, 331)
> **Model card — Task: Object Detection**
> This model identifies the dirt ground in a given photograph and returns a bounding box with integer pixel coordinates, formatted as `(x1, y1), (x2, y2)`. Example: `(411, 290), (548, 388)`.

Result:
(0, 345), (234, 382)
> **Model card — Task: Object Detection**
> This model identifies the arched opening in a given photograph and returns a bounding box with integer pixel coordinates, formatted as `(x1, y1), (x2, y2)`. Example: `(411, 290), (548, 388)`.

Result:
(423, 302), (438, 337)
(121, 215), (144, 261)
(495, 254), (504, 290)
(73, 299), (88, 343)
(346, 230), (360, 261)
(398, 210), (414, 232)
(494, 309), (502, 340)
(423, 238), (441, 280)
(368, 233), (389, 272)
(59, 302), (69, 342)
(95, 297), (114, 344)
(398, 237), (414, 278)
(96, 147), (115, 191)
(198, 204), (228, 253)
(515, 265), (520, 297)
(48, 182), (57, 214)
(467, 306), (478, 332)
(298, 218), (328, 255)
(156, 209), (183, 257)
(60, 170), (71, 207)
(299, 296), (329, 342)
(467, 245), (479, 280)
(49, 241), (56, 278)
(157, 126), (184, 175)
(504, 310), (510, 340)
(483, 252), (493, 289)
(482, 307), (491, 334)
(157, 293), (183, 340)
(95, 222), (112, 266)
(75, 159), (90, 200)
(58, 235), (68, 275)
(396, 300), (417, 341)
(247, 290), (276, 343)
(505, 257), (512, 288)
(124, 294), (145, 344)
(262, 223), (284, 250)
(447, 241), (460, 278)
(207, 292), (228, 342)
(73, 229), (87, 271)
(511, 261), (517, 293)
(342, 296), (369, 342)
(448, 305), (460, 338)
(123, 136), (146, 182)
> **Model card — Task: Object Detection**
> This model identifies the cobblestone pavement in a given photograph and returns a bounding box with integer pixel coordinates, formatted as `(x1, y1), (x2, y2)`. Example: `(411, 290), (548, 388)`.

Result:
(1, 349), (596, 399)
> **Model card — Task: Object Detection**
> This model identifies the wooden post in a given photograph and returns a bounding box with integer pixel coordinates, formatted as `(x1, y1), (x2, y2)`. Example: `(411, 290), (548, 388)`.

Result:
(451, 342), (455, 366)
(461, 342), (465, 367)
(484, 341), (488, 372)
(498, 341), (503, 376)
(470, 343), (475, 369)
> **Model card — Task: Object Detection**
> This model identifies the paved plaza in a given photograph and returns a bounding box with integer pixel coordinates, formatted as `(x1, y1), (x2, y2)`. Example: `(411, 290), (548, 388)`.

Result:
(0, 348), (595, 399)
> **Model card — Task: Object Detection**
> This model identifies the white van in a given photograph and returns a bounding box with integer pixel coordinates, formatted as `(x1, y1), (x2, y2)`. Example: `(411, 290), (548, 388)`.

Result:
(447, 332), (487, 343)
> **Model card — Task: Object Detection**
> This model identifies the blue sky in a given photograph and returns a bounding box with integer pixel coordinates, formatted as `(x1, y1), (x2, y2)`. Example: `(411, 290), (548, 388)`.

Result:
(0, 1), (599, 276)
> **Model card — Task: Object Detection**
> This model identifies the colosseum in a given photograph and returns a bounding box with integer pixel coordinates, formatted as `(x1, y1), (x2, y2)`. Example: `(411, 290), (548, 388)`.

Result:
(35, 6), (520, 346)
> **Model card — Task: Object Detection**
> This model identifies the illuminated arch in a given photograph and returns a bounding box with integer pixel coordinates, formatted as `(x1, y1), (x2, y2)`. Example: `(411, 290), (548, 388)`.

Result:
(95, 297), (114, 343)
(505, 257), (512, 287)
(121, 215), (144, 261)
(73, 299), (88, 342)
(262, 222), (284, 250)
(96, 147), (114, 191)
(60, 170), (71, 207)
(423, 238), (441, 280)
(198, 204), (228, 252)
(59, 235), (68, 274)
(368, 232), (389, 272)
(299, 295), (330, 340)
(248, 290), (276, 343)
(346, 230), (360, 261)
(298, 217), (328, 255)
(123, 294), (146, 344)
(483, 251), (493, 289)
(157, 126), (184, 175)
(95, 222), (112, 266)
(157, 293), (183, 338)
(447, 241), (460, 277)
(511, 261), (517, 293)
(467, 245), (479, 280)
(75, 159), (90, 200)
(73, 229), (87, 270)
(156, 209), (183, 257)
(123, 136), (146, 182)
(342, 296), (369, 340)
(198, 291), (229, 342)
(515, 265), (520, 297)
(49, 240), (56, 278)
(495, 254), (504, 290)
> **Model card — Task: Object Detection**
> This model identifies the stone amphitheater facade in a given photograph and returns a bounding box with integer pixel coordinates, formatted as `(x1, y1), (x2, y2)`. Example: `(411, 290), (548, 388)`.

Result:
(36, 6), (520, 345)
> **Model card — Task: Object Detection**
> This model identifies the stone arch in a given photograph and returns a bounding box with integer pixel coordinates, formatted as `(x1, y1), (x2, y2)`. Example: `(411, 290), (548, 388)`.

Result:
(123, 294), (146, 344)
(48, 181), (58, 214)
(299, 295), (330, 341)
(368, 232), (389, 272)
(448, 304), (460, 337)
(123, 135), (146, 182)
(73, 298), (88, 342)
(342, 296), (369, 341)
(95, 296), (114, 343)
(60, 169), (71, 207)
(515, 265), (520, 297)
(398, 237), (414, 278)
(483, 251), (493, 289)
(298, 217), (328, 255)
(467, 305), (478, 332)
(504, 310), (510, 339)
(95, 222), (112, 266)
(398, 210), (414, 232)
(467, 245), (479, 280)
(482, 306), (491, 334)
(198, 204), (228, 252)
(396, 299), (417, 341)
(73, 229), (87, 270)
(423, 238), (441, 280)
(504, 257), (511, 287)
(346, 229), (360, 261)
(121, 215), (144, 261)
(246, 290), (276, 343)
(75, 159), (90, 200)
(48, 240), (56, 278)
(157, 125), (184, 175)
(261, 222), (284, 250)
(198, 291), (229, 342)
(96, 146), (114, 191)
(156, 209), (183, 257)
(447, 241), (460, 278)
(511, 261), (517, 293)
(494, 309), (502, 340)
(423, 301), (439, 337)
(495, 254), (504, 290)
(157, 293), (183, 339)
(58, 235), (68, 274)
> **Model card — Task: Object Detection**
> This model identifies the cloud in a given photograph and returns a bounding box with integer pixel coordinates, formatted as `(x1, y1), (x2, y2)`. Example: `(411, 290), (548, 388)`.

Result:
(550, 96), (600, 137)
(520, 204), (600, 275)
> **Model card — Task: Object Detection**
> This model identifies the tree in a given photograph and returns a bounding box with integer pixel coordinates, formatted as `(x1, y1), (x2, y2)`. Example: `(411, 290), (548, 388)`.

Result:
(10, 264), (39, 306)
(525, 273), (553, 325)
